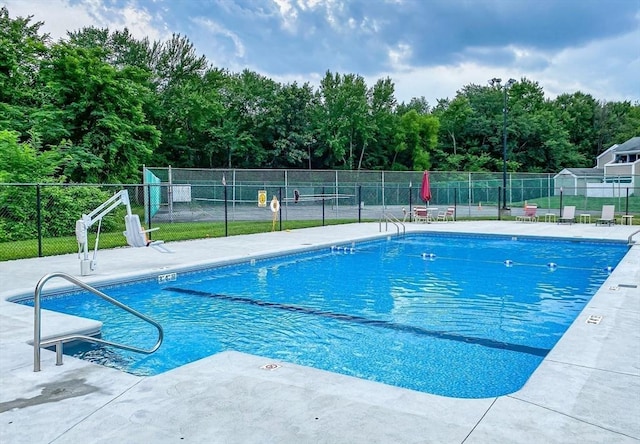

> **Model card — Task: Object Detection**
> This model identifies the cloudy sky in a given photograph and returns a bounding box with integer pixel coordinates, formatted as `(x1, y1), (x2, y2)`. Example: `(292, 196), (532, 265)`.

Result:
(4, 0), (639, 105)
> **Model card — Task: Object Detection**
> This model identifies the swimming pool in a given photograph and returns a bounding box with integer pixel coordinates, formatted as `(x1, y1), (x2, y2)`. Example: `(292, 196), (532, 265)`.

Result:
(26, 233), (628, 398)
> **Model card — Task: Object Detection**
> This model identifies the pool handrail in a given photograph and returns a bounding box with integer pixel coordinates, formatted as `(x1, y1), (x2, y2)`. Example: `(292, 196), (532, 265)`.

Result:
(33, 272), (164, 372)
(379, 212), (405, 236)
(629, 228), (640, 245)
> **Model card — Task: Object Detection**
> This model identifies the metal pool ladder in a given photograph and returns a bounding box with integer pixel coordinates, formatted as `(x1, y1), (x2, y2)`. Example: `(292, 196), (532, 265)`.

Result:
(628, 228), (640, 245)
(379, 212), (405, 236)
(33, 272), (164, 372)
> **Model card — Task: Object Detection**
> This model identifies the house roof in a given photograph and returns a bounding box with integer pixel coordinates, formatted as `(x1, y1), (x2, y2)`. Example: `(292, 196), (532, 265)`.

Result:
(556, 168), (604, 178)
(613, 136), (640, 154)
(597, 143), (618, 160)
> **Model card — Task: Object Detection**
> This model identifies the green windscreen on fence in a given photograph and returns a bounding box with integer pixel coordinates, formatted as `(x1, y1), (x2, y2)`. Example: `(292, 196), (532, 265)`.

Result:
(145, 168), (161, 217)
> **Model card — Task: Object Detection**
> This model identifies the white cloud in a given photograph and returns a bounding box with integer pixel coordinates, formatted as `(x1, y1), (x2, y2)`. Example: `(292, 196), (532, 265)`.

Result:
(192, 17), (245, 58)
(272, 0), (299, 32)
(540, 25), (640, 102)
(297, 0), (325, 9)
(374, 16), (640, 106)
(387, 42), (412, 68)
(4, 0), (166, 42)
(4, 0), (637, 106)
(115, 3), (165, 41)
(374, 63), (500, 106)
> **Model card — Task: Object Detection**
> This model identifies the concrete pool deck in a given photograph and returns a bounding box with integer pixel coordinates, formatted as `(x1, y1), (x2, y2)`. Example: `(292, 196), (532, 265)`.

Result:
(0, 221), (638, 443)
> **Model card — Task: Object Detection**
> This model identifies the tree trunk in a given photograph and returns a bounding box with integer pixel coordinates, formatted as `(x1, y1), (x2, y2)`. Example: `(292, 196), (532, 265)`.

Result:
(357, 141), (367, 170)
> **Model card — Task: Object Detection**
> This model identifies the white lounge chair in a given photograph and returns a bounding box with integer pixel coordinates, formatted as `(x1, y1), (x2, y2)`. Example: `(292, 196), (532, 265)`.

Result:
(595, 205), (616, 226)
(558, 206), (576, 224)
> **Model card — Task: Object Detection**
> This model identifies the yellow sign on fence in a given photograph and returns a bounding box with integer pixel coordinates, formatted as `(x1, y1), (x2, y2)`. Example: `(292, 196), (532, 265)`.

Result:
(258, 190), (267, 207)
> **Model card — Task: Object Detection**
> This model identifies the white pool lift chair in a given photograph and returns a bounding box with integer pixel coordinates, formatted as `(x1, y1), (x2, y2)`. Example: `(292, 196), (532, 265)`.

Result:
(76, 190), (171, 275)
(124, 214), (171, 253)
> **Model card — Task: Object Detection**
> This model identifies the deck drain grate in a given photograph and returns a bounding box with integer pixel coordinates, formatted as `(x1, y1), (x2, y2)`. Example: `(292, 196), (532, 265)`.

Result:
(260, 363), (282, 371)
(586, 315), (603, 325)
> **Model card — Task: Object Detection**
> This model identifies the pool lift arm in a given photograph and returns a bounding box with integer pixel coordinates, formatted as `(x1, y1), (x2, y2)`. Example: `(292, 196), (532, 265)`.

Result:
(76, 190), (132, 276)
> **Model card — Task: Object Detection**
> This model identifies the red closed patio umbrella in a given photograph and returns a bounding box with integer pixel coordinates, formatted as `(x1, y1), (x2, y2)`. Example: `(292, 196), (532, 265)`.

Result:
(420, 171), (432, 204)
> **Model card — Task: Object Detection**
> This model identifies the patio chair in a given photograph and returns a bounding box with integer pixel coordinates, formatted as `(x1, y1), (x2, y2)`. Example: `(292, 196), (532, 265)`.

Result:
(557, 206), (576, 224)
(516, 205), (538, 222)
(413, 206), (429, 223)
(124, 214), (172, 252)
(437, 207), (455, 222)
(595, 205), (616, 226)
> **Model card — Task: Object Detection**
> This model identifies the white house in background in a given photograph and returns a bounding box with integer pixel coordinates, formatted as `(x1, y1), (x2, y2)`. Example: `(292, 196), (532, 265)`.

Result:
(553, 168), (604, 195)
(596, 143), (619, 168)
(554, 136), (639, 197)
(599, 136), (640, 181)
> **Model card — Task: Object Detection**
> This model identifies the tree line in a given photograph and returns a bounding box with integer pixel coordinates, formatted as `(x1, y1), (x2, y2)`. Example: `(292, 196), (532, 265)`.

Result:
(1, 7), (639, 185)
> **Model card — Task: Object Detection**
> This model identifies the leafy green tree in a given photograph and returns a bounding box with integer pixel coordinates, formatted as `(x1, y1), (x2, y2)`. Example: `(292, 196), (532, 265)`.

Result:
(0, 130), (115, 241)
(509, 110), (583, 172)
(595, 100), (640, 152)
(3, 6), (640, 180)
(396, 96), (430, 115)
(394, 110), (439, 171)
(269, 81), (319, 168)
(364, 77), (398, 170)
(216, 69), (279, 168)
(67, 27), (151, 71)
(615, 102), (640, 143)
(316, 71), (371, 169)
(432, 96), (473, 170)
(550, 92), (598, 162)
(450, 83), (503, 170)
(40, 42), (160, 182)
(143, 34), (210, 167)
(0, 7), (51, 136)
(0, 130), (59, 182)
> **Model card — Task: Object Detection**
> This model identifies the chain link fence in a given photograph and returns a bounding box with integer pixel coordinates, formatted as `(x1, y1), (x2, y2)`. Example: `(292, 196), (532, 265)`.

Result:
(1, 169), (637, 260)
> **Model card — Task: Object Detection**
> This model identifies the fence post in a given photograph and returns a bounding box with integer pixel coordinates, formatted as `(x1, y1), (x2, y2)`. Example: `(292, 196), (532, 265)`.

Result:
(322, 186), (325, 226)
(409, 184), (413, 222)
(381, 171), (385, 209)
(36, 184), (42, 257)
(168, 165), (173, 223)
(278, 187), (282, 231)
(468, 172), (472, 217)
(508, 172), (512, 208)
(358, 185), (362, 223)
(453, 189), (457, 221)
(224, 183), (228, 237)
(625, 187), (629, 215)
(498, 186), (502, 221)
(146, 184), (152, 234)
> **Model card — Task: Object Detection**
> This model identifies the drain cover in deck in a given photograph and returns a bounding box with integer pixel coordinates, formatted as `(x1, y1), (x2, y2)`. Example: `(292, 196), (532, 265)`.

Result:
(586, 315), (603, 325)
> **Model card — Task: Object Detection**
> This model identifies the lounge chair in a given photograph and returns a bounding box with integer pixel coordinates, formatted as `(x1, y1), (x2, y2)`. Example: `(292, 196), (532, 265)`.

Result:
(595, 205), (616, 226)
(557, 206), (576, 224)
(413, 206), (429, 223)
(516, 205), (538, 222)
(437, 207), (455, 222)
(124, 214), (172, 252)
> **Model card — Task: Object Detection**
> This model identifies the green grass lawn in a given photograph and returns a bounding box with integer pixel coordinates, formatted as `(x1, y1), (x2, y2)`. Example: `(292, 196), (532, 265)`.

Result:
(0, 219), (362, 261)
(1, 202), (637, 262)
(523, 195), (640, 213)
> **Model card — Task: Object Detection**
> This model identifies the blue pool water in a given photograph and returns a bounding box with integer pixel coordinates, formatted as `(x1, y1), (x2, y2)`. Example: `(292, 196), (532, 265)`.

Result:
(28, 233), (628, 398)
